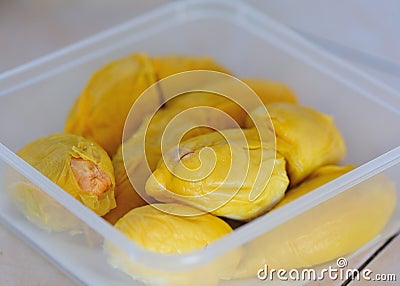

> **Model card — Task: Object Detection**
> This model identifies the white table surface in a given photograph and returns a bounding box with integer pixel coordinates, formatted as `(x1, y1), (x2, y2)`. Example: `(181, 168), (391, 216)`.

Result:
(1, 1), (399, 285)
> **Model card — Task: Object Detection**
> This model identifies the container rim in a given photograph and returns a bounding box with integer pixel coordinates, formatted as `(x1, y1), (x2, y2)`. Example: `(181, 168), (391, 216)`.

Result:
(2, 143), (400, 271)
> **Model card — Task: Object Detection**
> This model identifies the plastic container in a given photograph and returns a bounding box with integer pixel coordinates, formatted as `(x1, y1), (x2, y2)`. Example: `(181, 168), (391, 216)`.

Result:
(1, 1), (399, 285)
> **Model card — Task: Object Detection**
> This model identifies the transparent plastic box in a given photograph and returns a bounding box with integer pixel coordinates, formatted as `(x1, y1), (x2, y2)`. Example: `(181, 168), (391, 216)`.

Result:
(1, 1), (400, 285)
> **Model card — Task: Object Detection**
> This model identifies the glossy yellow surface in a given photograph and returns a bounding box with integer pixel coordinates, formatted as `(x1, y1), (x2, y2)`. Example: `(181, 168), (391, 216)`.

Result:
(146, 129), (289, 220)
(105, 101), (237, 225)
(248, 103), (346, 185)
(242, 78), (298, 105)
(108, 76), (299, 223)
(103, 119), (149, 225)
(64, 54), (228, 156)
(105, 203), (241, 286)
(116, 204), (232, 253)
(7, 134), (116, 232)
(274, 164), (355, 208)
(233, 166), (396, 278)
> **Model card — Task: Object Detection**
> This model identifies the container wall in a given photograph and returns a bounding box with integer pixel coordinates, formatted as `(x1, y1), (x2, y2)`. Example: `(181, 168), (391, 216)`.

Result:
(0, 149), (247, 286)
(0, 1), (399, 285)
(222, 162), (400, 284)
(1, 150), (398, 284)
(0, 157), (140, 285)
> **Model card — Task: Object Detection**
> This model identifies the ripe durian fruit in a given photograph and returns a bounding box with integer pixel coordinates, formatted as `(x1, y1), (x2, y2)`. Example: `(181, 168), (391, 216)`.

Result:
(106, 102), (241, 224)
(164, 78), (298, 128)
(242, 78), (298, 105)
(158, 76), (297, 133)
(6, 134), (116, 232)
(248, 103), (346, 185)
(151, 55), (230, 79)
(104, 203), (241, 286)
(146, 128), (289, 220)
(143, 99), (243, 171)
(107, 80), (254, 224)
(103, 118), (149, 225)
(273, 164), (354, 208)
(65, 54), (229, 156)
(233, 165), (396, 278)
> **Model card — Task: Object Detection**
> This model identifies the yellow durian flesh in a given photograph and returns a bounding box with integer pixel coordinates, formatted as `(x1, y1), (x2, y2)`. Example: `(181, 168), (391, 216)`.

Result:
(143, 89), (252, 171)
(104, 203), (241, 286)
(242, 78), (298, 105)
(6, 134), (116, 232)
(102, 119), (149, 225)
(113, 74), (295, 223)
(103, 143), (147, 224)
(65, 53), (158, 155)
(107, 87), (251, 224)
(151, 55), (230, 79)
(233, 166), (396, 279)
(64, 54), (229, 156)
(143, 102), (233, 171)
(115, 203), (233, 253)
(273, 164), (355, 208)
(163, 78), (298, 129)
(164, 92), (246, 127)
(248, 103), (346, 185)
(105, 100), (238, 224)
(146, 128), (289, 220)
